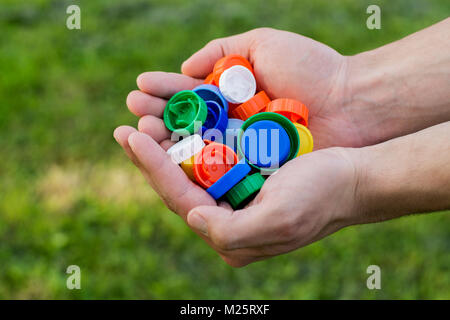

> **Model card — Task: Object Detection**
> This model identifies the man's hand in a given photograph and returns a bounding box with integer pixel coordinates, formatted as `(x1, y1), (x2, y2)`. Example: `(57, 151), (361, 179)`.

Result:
(123, 28), (365, 151)
(115, 126), (362, 267)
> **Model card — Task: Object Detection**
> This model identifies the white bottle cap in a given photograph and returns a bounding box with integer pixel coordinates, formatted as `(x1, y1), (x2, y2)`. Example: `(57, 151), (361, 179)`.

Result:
(219, 65), (256, 104)
(166, 134), (205, 164)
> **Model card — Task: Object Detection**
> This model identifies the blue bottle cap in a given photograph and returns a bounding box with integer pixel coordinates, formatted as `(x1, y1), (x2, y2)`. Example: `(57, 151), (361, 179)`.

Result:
(201, 100), (228, 136)
(193, 84), (229, 113)
(224, 118), (244, 153)
(206, 158), (251, 200)
(241, 120), (291, 169)
(227, 118), (244, 130)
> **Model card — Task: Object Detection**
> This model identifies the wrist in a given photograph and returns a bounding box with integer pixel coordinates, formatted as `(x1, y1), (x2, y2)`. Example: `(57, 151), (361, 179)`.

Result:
(343, 52), (399, 146)
(344, 22), (450, 146)
(333, 146), (373, 225)
(335, 143), (410, 225)
(351, 139), (417, 224)
(351, 124), (450, 224)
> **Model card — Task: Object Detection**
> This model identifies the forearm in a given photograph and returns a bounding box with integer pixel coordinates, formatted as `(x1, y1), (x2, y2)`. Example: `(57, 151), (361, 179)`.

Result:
(354, 121), (450, 224)
(345, 18), (450, 145)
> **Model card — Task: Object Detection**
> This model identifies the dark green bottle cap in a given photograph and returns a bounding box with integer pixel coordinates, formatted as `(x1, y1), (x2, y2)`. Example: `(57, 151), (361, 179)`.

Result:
(164, 90), (207, 135)
(225, 173), (265, 209)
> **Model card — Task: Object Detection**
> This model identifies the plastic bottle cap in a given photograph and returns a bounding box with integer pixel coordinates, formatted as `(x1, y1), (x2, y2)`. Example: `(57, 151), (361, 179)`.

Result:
(181, 155), (196, 181)
(166, 134), (205, 164)
(237, 112), (300, 172)
(266, 98), (309, 127)
(225, 173), (265, 209)
(219, 65), (256, 104)
(206, 159), (251, 200)
(181, 141), (216, 180)
(230, 91), (271, 120)
(201, 100), (228, 135)
(294, 123), (314, 156)
(213, 54), (254, 85)
(224, 118), (244, 153)
(202, 128), (224, 144)
(204, 73), (216, 85)
(193, 142), (238, 188)
(193, 84), (229, 112)
(241, 120), (291, 168)
(164, 90), (207, 135)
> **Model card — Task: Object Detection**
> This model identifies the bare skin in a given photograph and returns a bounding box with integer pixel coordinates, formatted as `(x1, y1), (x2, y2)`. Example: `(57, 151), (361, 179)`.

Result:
(114, 19), (450, 267)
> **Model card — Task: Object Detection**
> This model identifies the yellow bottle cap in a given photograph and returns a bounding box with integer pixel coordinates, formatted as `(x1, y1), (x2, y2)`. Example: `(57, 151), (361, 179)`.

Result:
(294, 123), (314, 156)
(181, 155), (196, 181)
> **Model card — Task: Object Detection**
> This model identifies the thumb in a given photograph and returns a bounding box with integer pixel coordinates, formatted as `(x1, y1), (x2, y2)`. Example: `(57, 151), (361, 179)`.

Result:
(187, 203), (272, 250)
(181, 30), (257, 79)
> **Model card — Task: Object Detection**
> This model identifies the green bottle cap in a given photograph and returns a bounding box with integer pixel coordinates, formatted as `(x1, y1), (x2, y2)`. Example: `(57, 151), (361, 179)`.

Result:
(164, 90), (208, 135)
(225, 173), (265, 209)
(237, 112), (300, 172)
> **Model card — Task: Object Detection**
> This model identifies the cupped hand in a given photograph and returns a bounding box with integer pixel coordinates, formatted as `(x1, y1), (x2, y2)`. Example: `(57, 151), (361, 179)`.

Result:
(114, 126), (362, 267)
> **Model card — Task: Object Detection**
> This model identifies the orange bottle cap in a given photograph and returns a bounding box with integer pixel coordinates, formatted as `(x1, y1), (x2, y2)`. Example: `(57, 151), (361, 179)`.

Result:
(193, 142), (238, 188)
(266, 98), (309, 126)
(204, 72), (216, 85)
(229, 91), (271, 121)
(213, 54), (254, 85)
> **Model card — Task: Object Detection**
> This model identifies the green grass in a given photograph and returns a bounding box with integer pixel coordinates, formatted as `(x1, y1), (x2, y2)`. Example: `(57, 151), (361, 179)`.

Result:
(0, 0), (449, 299)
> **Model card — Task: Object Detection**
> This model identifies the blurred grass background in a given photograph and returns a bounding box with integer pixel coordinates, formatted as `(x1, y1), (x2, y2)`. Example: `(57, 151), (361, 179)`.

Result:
(0, 0), (449, 299)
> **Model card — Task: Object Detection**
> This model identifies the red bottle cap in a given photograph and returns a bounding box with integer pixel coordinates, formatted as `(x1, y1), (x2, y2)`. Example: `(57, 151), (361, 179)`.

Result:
(266, 98), (309, 126)
(193, 142), (238, 188)
(227, 102), (241, 115)
(230, 91), (271, 120)
(204, 72), (216, 85)
(213, 55), (254, 85)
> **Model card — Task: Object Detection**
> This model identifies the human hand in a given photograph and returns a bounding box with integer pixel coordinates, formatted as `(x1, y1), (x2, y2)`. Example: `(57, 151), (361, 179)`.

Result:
(126, 28), (370, 151)
(114, 123), (362, 266)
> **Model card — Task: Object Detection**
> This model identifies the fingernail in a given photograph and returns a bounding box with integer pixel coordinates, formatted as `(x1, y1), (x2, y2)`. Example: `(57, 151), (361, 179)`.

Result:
(127, 132), (141, 149)
(181, 61), (188, 74)
(188, 210), (208, 235)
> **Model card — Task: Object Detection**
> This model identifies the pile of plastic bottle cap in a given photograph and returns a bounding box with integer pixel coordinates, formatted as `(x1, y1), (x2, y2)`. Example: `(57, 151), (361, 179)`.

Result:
(164, 55), (314, 209)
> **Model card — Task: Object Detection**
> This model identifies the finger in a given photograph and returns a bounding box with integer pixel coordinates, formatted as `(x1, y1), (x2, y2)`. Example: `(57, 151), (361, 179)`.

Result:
(127, 132), (216, 218)
(218, 200), (233, 211)
(160, 139), (175, 151)
(187, 204), (284, 251)
(137, 72), (203, 99)
(181, 30), (257, 78)
(113, 126), (139, 167)
(117, 129), (229, 258)
(114, 125), (158, 188)
(126, 90), (166, 118)
(137, 115), (171, 143)
(219, 252), (273, 268)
